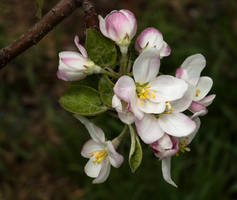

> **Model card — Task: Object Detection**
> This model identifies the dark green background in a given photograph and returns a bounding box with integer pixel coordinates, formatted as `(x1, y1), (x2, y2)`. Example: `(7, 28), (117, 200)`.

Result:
(0, 0), (236, 199)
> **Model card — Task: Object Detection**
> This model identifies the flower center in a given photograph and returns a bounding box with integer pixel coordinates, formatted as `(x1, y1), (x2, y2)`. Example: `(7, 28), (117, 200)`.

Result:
(195, 89), (201, 97)
(89, 149), (107, 164)
(165, 101), (174, 114)
(176, 138), (190, 156)
(136, 83), (158, 105)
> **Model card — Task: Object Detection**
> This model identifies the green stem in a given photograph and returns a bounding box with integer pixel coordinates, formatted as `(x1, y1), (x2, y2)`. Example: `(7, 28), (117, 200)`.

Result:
(120, 53), (128, 74)
(112, 125), (128, 149)
(101, 69), (120, 79)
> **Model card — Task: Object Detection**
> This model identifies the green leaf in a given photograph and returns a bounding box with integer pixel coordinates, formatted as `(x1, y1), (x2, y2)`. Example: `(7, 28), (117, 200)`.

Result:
(59, 85), (107, 116)
(98, 75), (114, 107)
(129, 125), (143, 173)
(36, 0), (44, 19)
(85, 28), (117, 68)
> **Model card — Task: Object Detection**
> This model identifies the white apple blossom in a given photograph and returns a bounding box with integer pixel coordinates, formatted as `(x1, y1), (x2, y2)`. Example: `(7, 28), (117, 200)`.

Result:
(150, 117), (201, 187)
(114, 50), (188, 121)
(135, 27), (171, 58)
(57, 36), (102, 81)
(175, 54), (215, 117)
(75, 115), (124, 184)
(98, 9), (137, 54)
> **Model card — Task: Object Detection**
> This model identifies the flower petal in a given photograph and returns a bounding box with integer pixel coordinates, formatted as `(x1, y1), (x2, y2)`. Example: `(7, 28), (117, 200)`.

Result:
(84, 158), (102, 178)
(130, 96), (144, 120)
(189, 101), (208, 118)
(135, 114), (164, 144)
(118, 112), (135, 125)
(74, 115), (105, 143)
(171, 84), (196, 113)
(183, 117), (201, 145)
(98, 15), (108, 37)
(193, 76), (213, 101)
(158, 113), (196, 137)
(92, 158), (111, 184)
(74, 35), (88, 58)
(161, 157), (177, 187)
(114, 75), (136, 103)
(81, 139), (105, 158)
(133, 50), (160, 84)
(149, 75), (188, 102)
(160, 41), (171, 58)
(179, 54), (206, 86)
(138, 100), (166, 114)
(112, 95), (123, 112)
(198, 94), (216, 107)
(106, 141), (124, 168)
(57, 69), (86, 81)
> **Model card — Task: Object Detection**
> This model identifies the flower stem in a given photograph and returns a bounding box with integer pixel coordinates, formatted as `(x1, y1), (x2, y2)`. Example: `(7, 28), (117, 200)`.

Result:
(120, 53), (128, 74)
(101, 69), (120, 79)
(112, 125), (128, 149)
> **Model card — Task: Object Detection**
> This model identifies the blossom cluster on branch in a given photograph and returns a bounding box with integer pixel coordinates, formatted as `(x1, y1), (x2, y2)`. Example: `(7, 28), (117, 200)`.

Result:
(57, 9), (215, 187)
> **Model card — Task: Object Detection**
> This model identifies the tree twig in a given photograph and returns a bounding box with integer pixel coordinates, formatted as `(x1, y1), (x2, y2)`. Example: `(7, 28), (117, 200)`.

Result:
(0, 0), (98, 70)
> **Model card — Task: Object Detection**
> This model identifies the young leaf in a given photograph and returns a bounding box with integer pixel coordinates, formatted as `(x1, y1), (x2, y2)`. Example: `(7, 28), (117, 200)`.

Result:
(59, 85), (107, 116)
(85, 29), (117, 68)
(98, 75), (114, 107)
(129, 125), (143, 173)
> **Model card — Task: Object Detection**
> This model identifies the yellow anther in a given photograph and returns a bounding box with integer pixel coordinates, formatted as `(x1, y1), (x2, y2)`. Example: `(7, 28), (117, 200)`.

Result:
(196, 89), (201, 97)
(177, 138), (190, 155)
(151, 93), (156, 98)
(137, 84), (157, 100)
(139, 100), (144, 106)
(89, 149), (107, 164)
(165, 102), (174, 114)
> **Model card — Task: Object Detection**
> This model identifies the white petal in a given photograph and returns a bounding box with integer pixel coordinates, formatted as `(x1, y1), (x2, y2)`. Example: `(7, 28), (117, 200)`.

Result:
(161, 157), (177, 187)
(183, 117), (201, 145)
(160, 41), (171, 58)
(158, 134), (173, 150)
(92, 158), (111, 184)
(130, 96), (144, 120)
(57, 69), (86, 81)
(193, 76), (213, 101)
(135, 114), (164, 144)
(74, 115), (105, 143)
(84, 159), (102, 178)
(113, 75), (136, 103)
(138, 100), (166, 114)
(149, 75), (188, 102)
(81, 139), (105, 158)
(158, 113), (196, 137)
(171, 85), (196, 113)
(118, 112), (135, 125)
(179, 54), (206, 86)
(112, 95), (123, 112)
(106, 141), (124, 168)
(198, 94), (216, 107)
(133, 50), (160, 84)
(98, 15), (108, 37)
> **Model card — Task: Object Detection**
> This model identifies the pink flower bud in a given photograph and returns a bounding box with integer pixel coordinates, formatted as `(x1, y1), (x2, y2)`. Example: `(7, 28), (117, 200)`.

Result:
(150, 134), (178, 159)
(57, 36), (101, 81)
(99, 9), (137, 54)
(135, 27), (171, 58)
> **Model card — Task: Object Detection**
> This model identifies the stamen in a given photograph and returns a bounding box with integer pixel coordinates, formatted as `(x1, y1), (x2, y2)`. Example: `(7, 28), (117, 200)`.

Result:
(176, 137), (190, 156)
(136, 84), (158, 101)
(89, 149), (107, 164)
(165, 102), (174, 114)
(196, 89), (201, 97)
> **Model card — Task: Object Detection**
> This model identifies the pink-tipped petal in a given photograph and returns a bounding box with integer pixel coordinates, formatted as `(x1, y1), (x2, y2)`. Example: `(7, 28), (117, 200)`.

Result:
(189, 101), (208, 118)
(120, 9), (137, 38)
(106, 141), (124, 168)
(162, 157), (177, 187)
(133, 49), (160, 83)
(113, 75), (136, 103)
(98, 15), (108, 37)
(160, 42), (171, 58)
(74, 35), (88, 58)
(175, 67), (184, 79)
(159, 113), (196, 137)
(135, 114), (164, 144)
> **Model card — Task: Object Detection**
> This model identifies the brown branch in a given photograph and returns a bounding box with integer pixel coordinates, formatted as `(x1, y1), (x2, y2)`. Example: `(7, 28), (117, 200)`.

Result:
(0, 0), (98, 70)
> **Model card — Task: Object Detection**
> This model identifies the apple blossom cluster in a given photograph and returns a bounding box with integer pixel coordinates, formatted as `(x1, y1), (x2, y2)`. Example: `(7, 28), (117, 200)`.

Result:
(57, 9), (215, 187)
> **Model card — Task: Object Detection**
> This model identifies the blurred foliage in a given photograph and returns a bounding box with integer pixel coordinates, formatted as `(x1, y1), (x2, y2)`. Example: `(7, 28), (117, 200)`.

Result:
(0, 0), (237, 199)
